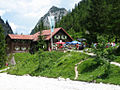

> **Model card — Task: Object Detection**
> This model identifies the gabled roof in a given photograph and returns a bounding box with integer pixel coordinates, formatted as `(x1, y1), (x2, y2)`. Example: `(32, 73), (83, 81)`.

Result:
(8, 34), (33, 40)
(33, 27), (73, 41)
(8, 27), (73, 41)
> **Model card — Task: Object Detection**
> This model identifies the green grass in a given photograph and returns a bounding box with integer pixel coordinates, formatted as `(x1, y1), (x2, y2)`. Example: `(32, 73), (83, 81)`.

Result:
(7, 51), (120, 85)
(30, 51), (67, 76)
(77, 58), (120, 85)
(77, 58), (109, 82)
(8, 53), (39, 75)
(97, 65), (120, 85)
(37, 52), (89, 79)
(0, 66), (8, 70)
(113, 56), (120, 63)
(14, 53), (31, 64)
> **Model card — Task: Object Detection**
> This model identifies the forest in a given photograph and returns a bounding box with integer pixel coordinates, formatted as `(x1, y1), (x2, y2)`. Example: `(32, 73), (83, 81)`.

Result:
(31, 0), (120, 44)
(57, 0), (120, 43)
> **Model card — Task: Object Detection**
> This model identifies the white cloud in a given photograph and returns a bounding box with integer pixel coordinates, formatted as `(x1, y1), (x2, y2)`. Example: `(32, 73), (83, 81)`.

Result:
(9, 22), (17, 32)
(0, 10), (6, 16)
(0, 0), (80, 34)
(69, 0), (80, 10)
(0, 0), (61, 17)
(16, 26), (32, 35)
(24, 12), (41, 17)
(9, 23), (31, 35)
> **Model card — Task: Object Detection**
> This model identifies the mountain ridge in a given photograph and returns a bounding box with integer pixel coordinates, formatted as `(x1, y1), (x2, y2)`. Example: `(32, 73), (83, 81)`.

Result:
(0, 16), (13, 36)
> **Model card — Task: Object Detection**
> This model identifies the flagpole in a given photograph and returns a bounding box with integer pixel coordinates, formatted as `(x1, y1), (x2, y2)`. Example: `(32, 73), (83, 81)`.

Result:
(48, 15), (55, 51)
(51, 29), (53, 51)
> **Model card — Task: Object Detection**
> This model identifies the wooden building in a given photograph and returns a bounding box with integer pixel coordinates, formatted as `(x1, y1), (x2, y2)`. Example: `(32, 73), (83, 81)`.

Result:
(6, 27), (73, 53)
(6, 34), (33, 53)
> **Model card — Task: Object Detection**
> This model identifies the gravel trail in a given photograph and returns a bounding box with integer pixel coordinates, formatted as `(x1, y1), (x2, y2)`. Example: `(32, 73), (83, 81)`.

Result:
(0, 73), (120, 90)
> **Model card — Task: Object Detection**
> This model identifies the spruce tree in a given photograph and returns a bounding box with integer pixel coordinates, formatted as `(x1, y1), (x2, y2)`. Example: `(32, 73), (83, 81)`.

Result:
(0, 25), (7, 68)
(86, 0), (109, 43)
(57, 0), (91, 40)
(108, 0), (120, 40)
(37, 24), (46, 51)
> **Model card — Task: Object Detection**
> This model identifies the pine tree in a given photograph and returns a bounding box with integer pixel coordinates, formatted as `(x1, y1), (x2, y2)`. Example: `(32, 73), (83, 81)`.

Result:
(37, 24), (46, 51)
(0, 25), (7, 68)
(57, 0), (91, 40)
(107, 0), (120, 40)
(86, 0), (109, 43)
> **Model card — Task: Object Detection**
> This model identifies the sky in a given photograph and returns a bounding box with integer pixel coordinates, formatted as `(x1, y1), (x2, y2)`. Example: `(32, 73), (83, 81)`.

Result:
(0, 0), (80, 35)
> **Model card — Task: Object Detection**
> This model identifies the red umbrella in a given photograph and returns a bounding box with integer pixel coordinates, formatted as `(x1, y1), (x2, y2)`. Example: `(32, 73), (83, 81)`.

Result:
(56, 42), (65, 44)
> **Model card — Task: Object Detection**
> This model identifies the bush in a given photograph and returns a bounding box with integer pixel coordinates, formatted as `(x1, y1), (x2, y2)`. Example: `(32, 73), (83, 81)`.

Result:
(78, 58), (98, 73)
(77, 58), (110, 82)
(98, 65), (120, 85)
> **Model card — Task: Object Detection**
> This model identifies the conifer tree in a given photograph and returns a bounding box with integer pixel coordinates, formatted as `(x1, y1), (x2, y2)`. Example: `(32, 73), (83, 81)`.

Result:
(37, 24), (46, 51)
(86, 0), (109, 43)
(107, 0), (120, 40)
(0, 25), (7, 68)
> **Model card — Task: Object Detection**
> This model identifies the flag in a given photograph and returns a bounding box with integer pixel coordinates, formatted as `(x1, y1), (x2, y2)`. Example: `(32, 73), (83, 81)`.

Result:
(48, 16), (55, 32)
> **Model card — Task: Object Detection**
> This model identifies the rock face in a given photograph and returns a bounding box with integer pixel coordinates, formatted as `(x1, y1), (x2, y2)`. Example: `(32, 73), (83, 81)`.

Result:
(39, 6), (68, 27)
(30, 6), (68, 34)
(0, 16), (13, 36)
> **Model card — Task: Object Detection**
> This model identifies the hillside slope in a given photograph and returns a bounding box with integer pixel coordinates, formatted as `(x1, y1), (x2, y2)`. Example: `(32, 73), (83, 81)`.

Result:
(0, 17), (13, 36)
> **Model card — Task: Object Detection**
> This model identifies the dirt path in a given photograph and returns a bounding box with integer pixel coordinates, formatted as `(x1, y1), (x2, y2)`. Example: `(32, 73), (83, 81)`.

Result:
(0, 67), (10, 73)
(74, 61), (83, 80)
(111, 62), (120, 67)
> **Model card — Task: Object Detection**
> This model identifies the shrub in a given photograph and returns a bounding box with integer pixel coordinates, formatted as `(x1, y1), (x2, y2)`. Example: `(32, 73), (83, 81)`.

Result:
(78, 58), (98, 73)
(77, 58), (110, 82)
(98, 65), (120, 85)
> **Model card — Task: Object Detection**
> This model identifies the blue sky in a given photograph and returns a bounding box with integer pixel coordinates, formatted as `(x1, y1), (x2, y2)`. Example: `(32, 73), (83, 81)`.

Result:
(0, 0), (80, 34)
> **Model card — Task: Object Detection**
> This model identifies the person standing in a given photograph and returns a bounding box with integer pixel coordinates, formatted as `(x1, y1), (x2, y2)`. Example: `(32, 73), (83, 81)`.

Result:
(76, 43), (79, 50)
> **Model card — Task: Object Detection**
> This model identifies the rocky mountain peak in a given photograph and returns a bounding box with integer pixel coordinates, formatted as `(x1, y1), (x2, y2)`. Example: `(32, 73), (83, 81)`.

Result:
(41, 6), (68, 25)
(30, 6), (68, 34)
(49, 6), (66, 13)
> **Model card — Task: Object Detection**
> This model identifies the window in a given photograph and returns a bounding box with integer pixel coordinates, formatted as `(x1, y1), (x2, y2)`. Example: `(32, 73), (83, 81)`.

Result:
(15, 46), (20, 51)
(54, 35), (60, 39)
(61, 35), (67, 40)
(21, 47), (27, 51)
